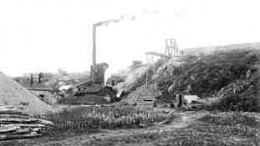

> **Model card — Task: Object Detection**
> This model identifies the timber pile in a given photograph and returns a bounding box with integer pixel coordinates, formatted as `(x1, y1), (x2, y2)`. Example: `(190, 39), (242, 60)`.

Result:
(0, 105), (53, 140)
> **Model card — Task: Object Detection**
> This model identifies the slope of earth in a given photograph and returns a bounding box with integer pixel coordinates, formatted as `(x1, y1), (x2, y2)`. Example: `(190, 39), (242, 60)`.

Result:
(156, 48), (259, 98)
(0, 72), (56, 116)
(118, 46), (259, 112)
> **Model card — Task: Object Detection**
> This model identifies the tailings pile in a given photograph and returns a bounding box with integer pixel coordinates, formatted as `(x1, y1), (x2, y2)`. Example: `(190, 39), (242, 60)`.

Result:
(118, 47), (259, 111)
(0, 72), (55, 115)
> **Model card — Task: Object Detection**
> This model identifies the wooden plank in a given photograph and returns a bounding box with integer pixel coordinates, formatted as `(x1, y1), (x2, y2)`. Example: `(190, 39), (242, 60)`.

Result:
(1, 123), (47, 128)
(0, 132), (41, 141)
(0, 125), (19, 134)
(13, 124), (46, 128)
(0, 118), (38, 124)
(15, 128), (32, 134)
(0, 107), (21, 111)
(36, 119), (54, 126)
(0, 106), (16, 109)
(31, 128), (41, 132)
(27, 88), (53, 92)
(0, 114), (30, 119)
(0, 110), (28, 116)
(0, 118), (53, 126)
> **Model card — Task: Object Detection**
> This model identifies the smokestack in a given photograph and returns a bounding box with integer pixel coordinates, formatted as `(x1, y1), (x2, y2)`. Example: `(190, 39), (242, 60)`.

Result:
(92, 18), (122, 80)
(91, 15), (136, 80)
(92, 25), (97, 80)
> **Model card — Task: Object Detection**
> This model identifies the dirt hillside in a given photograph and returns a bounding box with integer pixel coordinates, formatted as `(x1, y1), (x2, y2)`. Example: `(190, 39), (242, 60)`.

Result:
(0, 72), (55, 115)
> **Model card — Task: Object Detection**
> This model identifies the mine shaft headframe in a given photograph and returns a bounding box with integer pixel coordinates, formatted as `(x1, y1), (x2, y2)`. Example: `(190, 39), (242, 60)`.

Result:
(165, 38), (179, 57)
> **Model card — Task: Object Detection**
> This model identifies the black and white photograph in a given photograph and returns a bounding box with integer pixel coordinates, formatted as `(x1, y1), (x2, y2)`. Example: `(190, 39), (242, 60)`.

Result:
(0, 0), (259, 145)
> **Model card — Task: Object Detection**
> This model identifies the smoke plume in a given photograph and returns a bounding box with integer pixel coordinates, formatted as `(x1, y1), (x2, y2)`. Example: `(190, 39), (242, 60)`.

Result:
(94, 15), (136, 27)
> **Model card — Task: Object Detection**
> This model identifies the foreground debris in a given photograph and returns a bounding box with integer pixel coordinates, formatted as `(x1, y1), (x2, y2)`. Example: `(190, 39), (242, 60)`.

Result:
(0, 106), (53, 140)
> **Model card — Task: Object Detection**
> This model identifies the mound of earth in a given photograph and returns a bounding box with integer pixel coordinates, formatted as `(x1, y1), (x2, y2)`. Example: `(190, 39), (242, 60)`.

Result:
(117, 44), (259, 111)
(0, 72), (55, 115)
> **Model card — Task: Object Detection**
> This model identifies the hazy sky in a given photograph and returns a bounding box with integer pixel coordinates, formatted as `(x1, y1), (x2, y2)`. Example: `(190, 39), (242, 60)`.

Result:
(0, 0), (260, 77)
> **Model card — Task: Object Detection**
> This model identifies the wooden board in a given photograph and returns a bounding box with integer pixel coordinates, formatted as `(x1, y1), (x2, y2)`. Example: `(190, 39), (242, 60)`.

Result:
(0, 125), (19, 133)
(0, 132), (41, 140)
(0, 118), (38, 124)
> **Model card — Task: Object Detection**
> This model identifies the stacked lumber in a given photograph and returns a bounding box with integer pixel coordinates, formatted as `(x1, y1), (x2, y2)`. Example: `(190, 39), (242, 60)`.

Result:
(0, 106), (53, 140)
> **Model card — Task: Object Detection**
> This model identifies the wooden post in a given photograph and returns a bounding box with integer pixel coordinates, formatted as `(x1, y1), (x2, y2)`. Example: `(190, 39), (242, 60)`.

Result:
(38, 72), (43, 84)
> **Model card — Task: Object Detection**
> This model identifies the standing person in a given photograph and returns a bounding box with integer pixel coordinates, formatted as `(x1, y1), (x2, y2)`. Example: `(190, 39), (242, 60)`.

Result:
(38, 72), (43, 84)
(175, 93), (183, 107)
(30, 74), (34, 87)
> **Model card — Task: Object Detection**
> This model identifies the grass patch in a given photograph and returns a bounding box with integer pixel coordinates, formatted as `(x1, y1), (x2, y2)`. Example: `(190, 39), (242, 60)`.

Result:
(199, 112), (258, 127)
(85, 129), (258, 146)
(196, 112), (259, 138)
(46, 106), (170, 133)
(195, 124), (257, 138)
(84, 131), (162, 146)
(154, 131), (257, 146)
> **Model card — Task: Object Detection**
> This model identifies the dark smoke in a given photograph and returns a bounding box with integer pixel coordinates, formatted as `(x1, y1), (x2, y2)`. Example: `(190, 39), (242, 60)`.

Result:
(94, 15), (136, 27)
